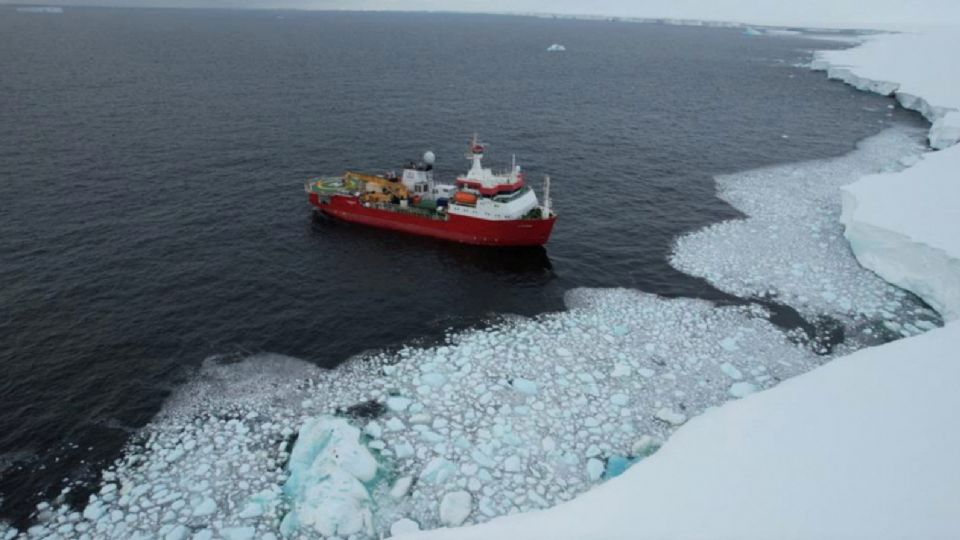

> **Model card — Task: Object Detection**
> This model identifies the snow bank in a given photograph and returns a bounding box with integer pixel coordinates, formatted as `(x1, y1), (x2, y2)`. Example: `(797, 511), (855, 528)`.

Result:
(408, 320), (960, 540)
(812, 27), (960, 320)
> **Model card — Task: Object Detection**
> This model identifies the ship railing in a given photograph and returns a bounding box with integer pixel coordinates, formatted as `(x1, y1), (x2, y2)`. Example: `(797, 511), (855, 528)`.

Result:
(365, 201), (449, 221)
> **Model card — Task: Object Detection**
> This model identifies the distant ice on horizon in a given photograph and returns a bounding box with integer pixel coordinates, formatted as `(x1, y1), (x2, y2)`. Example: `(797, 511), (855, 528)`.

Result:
(4, 0), (960, 31)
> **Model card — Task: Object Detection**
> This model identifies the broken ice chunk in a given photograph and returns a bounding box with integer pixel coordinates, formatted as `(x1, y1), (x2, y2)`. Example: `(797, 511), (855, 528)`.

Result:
(364, 421), (383, 439)
(585, 458), (604, 480)
(729, 382), (758, 398)
(502, 455), (522, 472)
(654, 408), (687, 426)
(511, 378), (538, 395)
(387, 397), (413, 412)
(720, 337), (739, 351)
(611, 363), (631, 377)
(419, 457), (456, 485)
(390, 476), (413, 499)
(439, 491), (473, 526)
(719, 362), (744, 380)
(390, 518), (421, 536)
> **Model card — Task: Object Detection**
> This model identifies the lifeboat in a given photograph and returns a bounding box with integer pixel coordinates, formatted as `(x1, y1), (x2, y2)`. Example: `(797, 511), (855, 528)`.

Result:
(453, 191), (478, 205)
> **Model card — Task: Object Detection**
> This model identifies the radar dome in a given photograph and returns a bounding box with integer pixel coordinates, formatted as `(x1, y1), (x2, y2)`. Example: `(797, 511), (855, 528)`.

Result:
(423, 151), (436, 165)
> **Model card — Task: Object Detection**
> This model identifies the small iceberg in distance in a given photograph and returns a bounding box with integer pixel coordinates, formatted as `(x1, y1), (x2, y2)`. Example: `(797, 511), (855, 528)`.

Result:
(16, 6), (64, 13)
(743, 27), (763, 36)
(546, 43), (566, 52)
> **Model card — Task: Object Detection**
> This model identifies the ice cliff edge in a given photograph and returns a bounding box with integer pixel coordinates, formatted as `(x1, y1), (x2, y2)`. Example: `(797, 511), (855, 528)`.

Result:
(814, 28), (960, 320)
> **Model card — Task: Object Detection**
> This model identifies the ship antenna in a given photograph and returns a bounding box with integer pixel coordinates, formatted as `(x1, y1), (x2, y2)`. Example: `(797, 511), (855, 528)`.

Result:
(542, 175), (552, 219)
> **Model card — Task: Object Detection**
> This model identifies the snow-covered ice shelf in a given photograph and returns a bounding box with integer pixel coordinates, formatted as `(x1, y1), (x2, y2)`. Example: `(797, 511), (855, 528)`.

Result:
(811, 27), (960, 321)
(841, 148), (960, 320)
(812, 30), (960, 151)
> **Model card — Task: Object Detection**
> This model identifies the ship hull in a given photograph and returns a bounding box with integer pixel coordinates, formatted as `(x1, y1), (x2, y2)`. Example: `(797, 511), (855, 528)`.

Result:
(310, 193), (556, 246)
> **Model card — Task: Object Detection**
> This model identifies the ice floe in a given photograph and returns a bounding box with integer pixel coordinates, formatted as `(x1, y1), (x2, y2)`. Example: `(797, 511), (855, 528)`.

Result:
(671, 126), (941, 341)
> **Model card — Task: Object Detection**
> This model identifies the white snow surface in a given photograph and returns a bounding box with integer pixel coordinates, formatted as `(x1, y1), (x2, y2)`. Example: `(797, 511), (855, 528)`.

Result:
(408, 320), (960, 540)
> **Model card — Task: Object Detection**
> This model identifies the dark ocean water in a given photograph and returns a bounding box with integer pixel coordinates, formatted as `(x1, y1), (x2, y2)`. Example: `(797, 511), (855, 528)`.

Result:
(0, 8), (925, 524)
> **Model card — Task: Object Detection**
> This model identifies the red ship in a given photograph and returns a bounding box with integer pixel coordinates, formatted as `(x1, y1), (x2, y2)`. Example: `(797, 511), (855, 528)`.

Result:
(305, 137), (557, 246)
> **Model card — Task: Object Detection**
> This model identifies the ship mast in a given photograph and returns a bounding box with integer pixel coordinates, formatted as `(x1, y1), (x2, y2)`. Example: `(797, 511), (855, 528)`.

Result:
(467, 133), (485, 174)
(542, 175), (552, 219)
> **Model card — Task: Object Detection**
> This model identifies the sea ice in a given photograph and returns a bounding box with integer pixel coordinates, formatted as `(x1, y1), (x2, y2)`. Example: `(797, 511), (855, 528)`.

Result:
(407, 321), (960, 540)
(510, 378), (538, 395)
(671, 126), (941, 341)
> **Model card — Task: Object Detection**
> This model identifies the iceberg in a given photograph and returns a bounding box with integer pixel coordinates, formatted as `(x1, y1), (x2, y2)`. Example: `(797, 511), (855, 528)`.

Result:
(281, 417), (379, 537)
(546, 43), (566, 52)
(15, 6), (63, 13)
